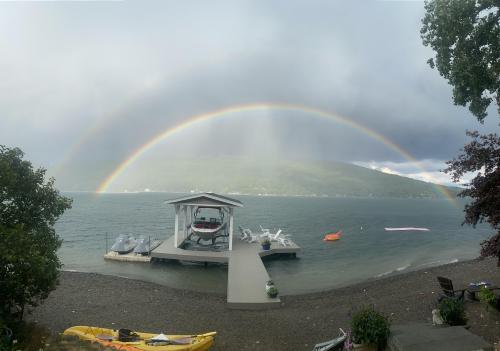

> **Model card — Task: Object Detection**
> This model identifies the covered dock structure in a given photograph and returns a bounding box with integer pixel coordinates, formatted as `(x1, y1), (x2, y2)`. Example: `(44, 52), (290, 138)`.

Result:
(151, 193), (301, 309)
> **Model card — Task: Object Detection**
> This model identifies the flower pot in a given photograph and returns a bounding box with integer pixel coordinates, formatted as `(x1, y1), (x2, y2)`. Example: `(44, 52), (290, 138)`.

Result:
(262, 243), (271, 250)
(267, 290), (278, 298)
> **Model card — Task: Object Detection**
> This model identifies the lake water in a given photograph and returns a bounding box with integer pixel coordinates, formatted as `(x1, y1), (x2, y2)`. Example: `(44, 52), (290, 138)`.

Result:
(56, 193), (491, 295)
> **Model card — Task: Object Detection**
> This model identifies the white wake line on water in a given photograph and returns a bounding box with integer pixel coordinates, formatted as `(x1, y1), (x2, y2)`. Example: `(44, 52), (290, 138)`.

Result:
(375, 264), (411, 278)
(375, 258), (459, 278)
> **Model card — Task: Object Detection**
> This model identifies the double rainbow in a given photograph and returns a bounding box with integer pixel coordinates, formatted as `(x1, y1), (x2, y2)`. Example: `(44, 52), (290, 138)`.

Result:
(94, 102), (456, 205)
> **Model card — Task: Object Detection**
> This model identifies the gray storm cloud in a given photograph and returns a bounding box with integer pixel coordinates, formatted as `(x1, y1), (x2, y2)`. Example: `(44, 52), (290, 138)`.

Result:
(0, 1), (497, 189)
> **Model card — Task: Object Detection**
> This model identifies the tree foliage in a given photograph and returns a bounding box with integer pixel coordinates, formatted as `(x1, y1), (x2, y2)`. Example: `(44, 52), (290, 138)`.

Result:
(421, 0), (500, 121)
(444, 132), (500, 264)
(445, 131), (500, 229)
(422, 1), (500, 265)
(0, 146), (72, 319)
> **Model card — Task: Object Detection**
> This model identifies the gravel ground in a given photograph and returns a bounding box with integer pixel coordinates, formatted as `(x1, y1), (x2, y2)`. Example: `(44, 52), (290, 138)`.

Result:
(28, 258), (500, 350)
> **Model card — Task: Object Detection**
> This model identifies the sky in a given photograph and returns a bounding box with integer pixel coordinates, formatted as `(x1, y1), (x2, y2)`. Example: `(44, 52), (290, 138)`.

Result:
(0, 0), (498, 191)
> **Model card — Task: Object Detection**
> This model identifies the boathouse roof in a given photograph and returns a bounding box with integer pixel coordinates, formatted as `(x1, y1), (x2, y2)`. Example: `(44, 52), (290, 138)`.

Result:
(165, 192), (243, 207)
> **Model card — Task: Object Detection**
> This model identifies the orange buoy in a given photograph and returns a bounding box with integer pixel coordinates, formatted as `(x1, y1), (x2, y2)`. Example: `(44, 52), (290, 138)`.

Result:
(323, 231), (342, 241)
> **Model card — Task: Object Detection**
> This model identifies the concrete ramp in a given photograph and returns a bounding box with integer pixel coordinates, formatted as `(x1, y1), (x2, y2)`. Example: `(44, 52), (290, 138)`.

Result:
(388, 323), (493, 351)
(227, 242), (281, 309)
(151, 235), (300, 309)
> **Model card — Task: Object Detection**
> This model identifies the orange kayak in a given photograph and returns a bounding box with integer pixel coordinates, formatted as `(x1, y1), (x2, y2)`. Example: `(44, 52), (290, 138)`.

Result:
(323, 231), (341, 241)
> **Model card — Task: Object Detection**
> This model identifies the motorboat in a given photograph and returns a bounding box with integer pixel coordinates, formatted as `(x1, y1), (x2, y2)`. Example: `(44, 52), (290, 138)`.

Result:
(133, 237), (162, 255)
(63, 326), (216, 351)
(110, 234), (137, 254)
(189, 207), (227, 243)
(191, 220), (227, 239)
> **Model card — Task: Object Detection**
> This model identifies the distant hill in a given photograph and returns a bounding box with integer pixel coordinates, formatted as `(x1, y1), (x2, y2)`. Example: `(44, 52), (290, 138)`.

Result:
(60, 157), (458, 199)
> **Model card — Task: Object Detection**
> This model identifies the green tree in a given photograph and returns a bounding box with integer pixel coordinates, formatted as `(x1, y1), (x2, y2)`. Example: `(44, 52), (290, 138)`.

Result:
(421, 0), (499, 121)
(0, 146), (72, 320)
(444, 132), (500, 265)
(421, 0), (500, 265)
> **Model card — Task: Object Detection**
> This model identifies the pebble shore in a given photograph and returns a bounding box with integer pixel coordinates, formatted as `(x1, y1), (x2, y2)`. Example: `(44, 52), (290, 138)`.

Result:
(28, 257), (500, 350)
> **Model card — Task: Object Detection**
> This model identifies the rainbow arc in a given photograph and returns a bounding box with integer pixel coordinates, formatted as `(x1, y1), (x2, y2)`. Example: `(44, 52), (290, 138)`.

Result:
(95, 102), (456, 206)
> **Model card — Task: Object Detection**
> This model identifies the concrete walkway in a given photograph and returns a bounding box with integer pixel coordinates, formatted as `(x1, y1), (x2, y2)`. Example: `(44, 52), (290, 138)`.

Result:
(151, 235), (300, 309)
(227, 239), (281, 309)
(388, 323), (493, 351)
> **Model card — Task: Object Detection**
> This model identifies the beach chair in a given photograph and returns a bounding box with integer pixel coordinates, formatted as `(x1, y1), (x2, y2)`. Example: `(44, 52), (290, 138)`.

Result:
(437, 276), (465, 302)
(238, 226), (258, 243)
(245, 230), (258, 243)
(267, 229), (282, 242)
(313, 328), (347, 351)
(278, 233), (293, 247)
(259, 225), (271, 234)
(238, 226), (248, 240)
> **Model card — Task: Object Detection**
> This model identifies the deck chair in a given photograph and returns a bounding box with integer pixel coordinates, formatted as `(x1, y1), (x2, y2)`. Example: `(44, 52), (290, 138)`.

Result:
(313, 328), (347, 351)
(259, 225), (270, 234)
(278, 235), (292, 247)
(238, 226), (258, 243)
(238, 226), (250, 241)
(437, 276), (465, 302)
(267, 229), (282, 242)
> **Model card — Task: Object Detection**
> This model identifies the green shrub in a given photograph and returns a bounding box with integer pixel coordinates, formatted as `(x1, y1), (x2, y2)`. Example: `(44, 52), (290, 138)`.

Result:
(267, 286), (279, 298)
(351, 306), (390, 348)
(0, 326), (12, 351)
(478, 287), (498, 310)
(438, 298), (467, 325)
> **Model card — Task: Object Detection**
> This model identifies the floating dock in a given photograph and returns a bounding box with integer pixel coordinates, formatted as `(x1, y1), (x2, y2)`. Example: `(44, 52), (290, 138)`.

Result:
(151, 235), (301, 309)
(104, 251), (152, 263)
(105, 193), (301, 309)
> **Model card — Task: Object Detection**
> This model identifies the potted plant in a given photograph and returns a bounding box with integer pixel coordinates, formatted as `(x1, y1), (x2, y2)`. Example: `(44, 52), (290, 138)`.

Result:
(266, 279), (279, 298)
(261, 238), (271, 250)
(478, 286), (499, 311)
(350, 306), (390, 351)
(438, 297), (467, 326)
(267, 286), (279, 298)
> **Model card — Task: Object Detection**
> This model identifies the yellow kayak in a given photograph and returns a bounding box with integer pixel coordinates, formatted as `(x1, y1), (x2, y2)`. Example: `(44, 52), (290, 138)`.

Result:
(63, 326), (215, 351)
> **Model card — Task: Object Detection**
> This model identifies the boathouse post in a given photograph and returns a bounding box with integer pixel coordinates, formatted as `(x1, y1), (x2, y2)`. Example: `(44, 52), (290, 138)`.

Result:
(174, 204), (180, 248)
(188, 206), (192, 230)
(182, 205), (188, 242)
(229, 207), (234, 251)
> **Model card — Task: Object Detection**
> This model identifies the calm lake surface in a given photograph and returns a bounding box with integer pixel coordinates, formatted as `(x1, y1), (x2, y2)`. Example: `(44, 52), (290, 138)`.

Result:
(56, 193), (491, 294)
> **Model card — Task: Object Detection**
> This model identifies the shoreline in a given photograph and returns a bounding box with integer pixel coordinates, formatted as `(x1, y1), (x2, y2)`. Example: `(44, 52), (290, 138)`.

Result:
(29, 257), (499, 350)
(63, 190), (455, 200)
(59, 255), (474, 297)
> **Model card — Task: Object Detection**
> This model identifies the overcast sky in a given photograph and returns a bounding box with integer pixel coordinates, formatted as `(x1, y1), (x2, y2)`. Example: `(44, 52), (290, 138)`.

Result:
(0, 1), (498, 190)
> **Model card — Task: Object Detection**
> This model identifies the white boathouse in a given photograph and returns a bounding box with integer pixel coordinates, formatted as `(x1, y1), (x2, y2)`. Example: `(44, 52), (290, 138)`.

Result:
(166, 192), (243, 250)
(149, 192), (301, 309)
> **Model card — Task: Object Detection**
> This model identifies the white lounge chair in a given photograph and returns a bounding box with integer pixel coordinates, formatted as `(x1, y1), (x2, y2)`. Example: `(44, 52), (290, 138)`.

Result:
(239, 226), (258, 243)
(238, 226), (248, 241)
(313, 328), (347, 351)
(268, 229), (283, 242)
(259, 225), (270, 234)
(246, 230), (258, 243)
(277, 235), (292, 247)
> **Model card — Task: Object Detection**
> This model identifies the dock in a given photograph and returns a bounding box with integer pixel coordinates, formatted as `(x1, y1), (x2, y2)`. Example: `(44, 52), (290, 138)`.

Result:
(152, 236), (229, 263)
(104, 251), (151, 262)
(105, 193), (301, 309)
(151, 235), (300, 309)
